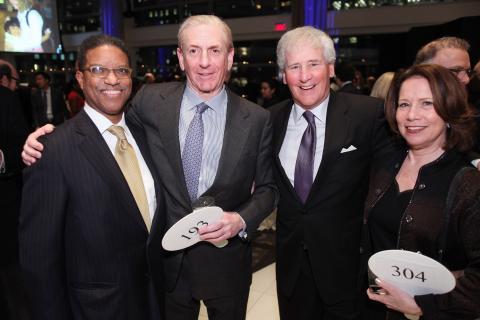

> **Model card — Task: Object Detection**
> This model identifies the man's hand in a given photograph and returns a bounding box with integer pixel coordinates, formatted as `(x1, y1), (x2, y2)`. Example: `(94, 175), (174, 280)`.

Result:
(22, 124), (55, 166)
(367, 278), (422, 317)
(199, 211), (245, 243)
(0, 149), (5, 173)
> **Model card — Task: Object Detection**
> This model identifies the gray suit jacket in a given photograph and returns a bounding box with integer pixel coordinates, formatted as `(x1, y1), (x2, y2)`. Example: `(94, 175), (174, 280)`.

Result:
(127, 82), (277, 298)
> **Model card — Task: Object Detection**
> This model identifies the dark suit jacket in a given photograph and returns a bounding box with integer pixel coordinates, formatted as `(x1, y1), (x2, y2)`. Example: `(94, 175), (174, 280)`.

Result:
(0, 86), (28, 267)
(271, 91), (393, 305)
(19, 110), (165, 320)
(0, 86), (28, 174)
(127, 82), (277, 299)
(31, 86), (69, 127)
(338, 82), (362, 95)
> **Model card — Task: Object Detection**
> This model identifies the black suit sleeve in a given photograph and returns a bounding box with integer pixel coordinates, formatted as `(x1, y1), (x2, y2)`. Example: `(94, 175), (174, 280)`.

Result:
(237, 111), (278, 235)
(414, 170), (480, 319)
(19, 137), (71, 319)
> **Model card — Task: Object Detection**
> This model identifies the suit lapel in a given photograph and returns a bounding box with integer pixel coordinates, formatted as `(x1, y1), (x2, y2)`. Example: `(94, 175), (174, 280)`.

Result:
(74, 110), (148, 233)
(273, 100), (299, 200)
(308, 91), (349, 204)
(204, 90), (251, 195)
(154, 84), (192, 206)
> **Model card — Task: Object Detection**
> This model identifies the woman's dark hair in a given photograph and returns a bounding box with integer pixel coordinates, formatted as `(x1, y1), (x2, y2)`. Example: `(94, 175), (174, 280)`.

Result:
(4, 17), (20, 33)
(385, 64), (475, 152)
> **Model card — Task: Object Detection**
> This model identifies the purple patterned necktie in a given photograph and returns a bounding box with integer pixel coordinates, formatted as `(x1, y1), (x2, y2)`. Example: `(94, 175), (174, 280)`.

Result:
(182, 102), (209, 201)
(294, 110), (316, 203)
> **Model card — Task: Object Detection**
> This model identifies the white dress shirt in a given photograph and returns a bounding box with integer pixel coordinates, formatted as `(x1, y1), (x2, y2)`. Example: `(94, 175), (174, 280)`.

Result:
(178, 85), (227, 199)
(84, 104), (157, 221)
(44, 87), (53, 121)
(279, 96), (330, 187)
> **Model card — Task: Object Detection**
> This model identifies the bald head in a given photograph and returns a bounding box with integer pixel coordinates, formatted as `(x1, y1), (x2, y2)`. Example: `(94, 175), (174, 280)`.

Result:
(0, 60), (19, 91)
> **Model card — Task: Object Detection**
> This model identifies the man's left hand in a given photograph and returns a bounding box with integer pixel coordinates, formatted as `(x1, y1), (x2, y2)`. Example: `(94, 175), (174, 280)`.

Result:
(199, 211), (245, 243)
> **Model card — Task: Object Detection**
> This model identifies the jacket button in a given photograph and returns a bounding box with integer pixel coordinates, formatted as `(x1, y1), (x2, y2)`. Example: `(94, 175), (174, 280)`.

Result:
(394, 163), (400, 169)
(418, 183), (426, 190)
(405, 215), (413, 223)
(375, 188), (382, 196)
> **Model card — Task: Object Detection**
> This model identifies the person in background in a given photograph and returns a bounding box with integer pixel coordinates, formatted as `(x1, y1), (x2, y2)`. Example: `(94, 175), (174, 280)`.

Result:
(370, 72), (395, 100)
(361, 64), (480, 320)
(65, 78), (84, 117)
(259, 79), (281, 108)
(0, 62), (29, 320)
(414, 36), (472, 86)
(365, 75), (377, 95)
(144, 72), (156, 84)
(31, 71), (69, 127)
(468, 61), (480, 110)
(335, 62), (363, 94)
(4, 17), (24, 52)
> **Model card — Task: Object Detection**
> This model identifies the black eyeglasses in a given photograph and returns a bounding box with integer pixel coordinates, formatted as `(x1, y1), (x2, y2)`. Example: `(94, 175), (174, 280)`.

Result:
(447, 67), (474, 78)
(83, 65), (132, 79)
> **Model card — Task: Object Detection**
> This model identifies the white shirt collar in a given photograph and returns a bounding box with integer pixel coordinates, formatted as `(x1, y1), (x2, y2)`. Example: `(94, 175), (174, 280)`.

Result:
(83, 103), (127, 134)
(292, 95), (330, 125)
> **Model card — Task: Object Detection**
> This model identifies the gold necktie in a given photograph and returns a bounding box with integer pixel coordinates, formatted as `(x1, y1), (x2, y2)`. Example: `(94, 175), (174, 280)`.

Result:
(108, 125), (151, 232)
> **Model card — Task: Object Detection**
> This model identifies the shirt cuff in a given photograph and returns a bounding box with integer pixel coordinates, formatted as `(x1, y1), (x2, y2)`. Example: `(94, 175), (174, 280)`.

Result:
(237, 214), (248, 240)
(471, 159), (480, 168)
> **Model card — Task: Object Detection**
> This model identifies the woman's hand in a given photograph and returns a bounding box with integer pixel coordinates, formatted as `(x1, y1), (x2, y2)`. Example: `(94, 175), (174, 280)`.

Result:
(367, 278), (423, 316)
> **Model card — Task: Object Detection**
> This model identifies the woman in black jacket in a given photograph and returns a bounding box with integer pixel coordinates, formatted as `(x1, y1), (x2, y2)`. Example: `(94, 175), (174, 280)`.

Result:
(361, 64), (480, 320)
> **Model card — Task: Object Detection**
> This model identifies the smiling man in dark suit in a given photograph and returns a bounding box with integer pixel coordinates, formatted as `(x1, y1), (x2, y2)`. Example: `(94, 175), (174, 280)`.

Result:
(19, 35), (164, 320)
(270, 26), (392, 320)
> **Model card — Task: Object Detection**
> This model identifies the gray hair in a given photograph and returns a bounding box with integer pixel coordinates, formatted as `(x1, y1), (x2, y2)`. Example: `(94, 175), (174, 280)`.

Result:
(277, 26), (336, 72)
(414, 37), (470, 65)
(178, 15), (233, 50)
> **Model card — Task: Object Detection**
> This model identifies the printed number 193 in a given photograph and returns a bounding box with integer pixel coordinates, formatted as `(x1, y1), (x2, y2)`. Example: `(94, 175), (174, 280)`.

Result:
(181, 220), (209, 240)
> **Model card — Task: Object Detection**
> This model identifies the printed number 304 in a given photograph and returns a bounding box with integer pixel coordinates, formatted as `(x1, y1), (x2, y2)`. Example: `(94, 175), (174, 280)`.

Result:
(181, 221), (209, 240)
(391, 265), (427, 282)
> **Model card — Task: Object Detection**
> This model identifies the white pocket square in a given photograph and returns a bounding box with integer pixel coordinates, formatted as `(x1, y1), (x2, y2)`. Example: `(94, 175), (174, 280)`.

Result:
(340, 145), (357, 153)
